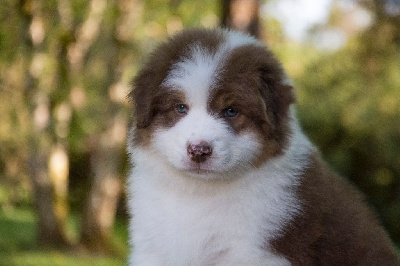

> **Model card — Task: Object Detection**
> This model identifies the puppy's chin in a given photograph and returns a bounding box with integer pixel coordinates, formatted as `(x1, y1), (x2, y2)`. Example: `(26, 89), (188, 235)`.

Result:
(168, 159), (226, 179)
(169, 157), (254, 181)
(178, 167), (236, 181)
(184, 168), (219, 179)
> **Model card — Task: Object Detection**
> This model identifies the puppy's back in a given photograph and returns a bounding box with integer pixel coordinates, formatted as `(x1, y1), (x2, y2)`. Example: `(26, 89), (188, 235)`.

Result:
(272, 152), (400, 265)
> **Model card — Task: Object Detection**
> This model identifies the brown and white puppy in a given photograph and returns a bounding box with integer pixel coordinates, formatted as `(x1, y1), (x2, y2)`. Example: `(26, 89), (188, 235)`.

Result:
(127, 28), (399, 265)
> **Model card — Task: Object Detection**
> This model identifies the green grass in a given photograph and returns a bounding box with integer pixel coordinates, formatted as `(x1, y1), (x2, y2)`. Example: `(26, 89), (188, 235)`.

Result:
(0, 207), (128, 266)
(0, 251), (124, 266)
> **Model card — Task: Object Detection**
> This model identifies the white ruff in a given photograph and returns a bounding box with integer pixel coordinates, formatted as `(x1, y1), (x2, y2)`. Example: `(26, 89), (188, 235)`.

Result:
(127, 116), (313, 266)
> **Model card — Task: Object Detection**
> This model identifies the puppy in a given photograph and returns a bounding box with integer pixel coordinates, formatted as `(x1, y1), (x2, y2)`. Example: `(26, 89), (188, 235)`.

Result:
(127, 28), (399, 265)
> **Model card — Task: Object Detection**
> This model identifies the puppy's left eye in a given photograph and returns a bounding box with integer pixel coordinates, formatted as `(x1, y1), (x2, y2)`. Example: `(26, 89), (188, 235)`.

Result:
(176, 104), (188, 114)
(224, 107), (238, 117)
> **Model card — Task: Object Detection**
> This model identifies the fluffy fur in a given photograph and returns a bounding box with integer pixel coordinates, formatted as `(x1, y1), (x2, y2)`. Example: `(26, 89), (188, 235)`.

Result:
(127, 28), (399, 265)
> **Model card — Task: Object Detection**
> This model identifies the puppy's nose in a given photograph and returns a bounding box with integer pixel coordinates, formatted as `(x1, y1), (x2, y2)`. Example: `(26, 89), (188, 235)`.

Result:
(187, 141), (212, 163)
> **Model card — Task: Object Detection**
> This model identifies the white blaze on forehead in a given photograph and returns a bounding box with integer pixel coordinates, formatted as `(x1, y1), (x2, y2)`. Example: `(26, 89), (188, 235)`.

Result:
(162, 29), (261, 108)
(163, 45), (219, 107)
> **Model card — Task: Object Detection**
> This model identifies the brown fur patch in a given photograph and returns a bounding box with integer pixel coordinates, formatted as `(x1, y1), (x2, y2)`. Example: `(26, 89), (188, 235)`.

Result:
(271, 152), (400, 265)
(150, 89), (187, 128)
(209, 44), (295, 165)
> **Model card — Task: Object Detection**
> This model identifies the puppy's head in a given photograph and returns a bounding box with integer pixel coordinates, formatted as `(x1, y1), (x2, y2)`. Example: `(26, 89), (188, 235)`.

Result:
(129, 28), (295, 178)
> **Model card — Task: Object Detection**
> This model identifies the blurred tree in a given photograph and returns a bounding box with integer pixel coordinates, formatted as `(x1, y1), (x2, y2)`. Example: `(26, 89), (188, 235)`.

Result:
(18, 0), (71, 247)
(79, 0), (128, 252)
(221, 0), (261, 38)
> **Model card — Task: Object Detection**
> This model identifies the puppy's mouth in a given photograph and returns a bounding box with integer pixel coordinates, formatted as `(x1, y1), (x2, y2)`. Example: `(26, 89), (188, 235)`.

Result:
(190, 164), (213, 175)
(184, 162), (217, 176)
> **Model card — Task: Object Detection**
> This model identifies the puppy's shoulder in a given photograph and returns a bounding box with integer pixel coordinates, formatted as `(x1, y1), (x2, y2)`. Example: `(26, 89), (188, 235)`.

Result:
(272, 152), (400, 265)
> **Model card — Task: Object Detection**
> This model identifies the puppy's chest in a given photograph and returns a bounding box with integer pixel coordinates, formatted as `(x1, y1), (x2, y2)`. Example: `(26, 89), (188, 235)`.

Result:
(159, 190), (257, 259)
(134, 177), (292, 265)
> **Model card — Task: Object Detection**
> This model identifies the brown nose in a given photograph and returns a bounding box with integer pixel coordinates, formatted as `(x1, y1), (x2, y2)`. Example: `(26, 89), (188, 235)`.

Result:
(187, 141), (212, 163)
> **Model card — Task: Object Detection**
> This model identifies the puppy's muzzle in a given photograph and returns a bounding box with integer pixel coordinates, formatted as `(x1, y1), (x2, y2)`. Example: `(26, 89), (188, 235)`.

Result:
(187, 141), (212, 163)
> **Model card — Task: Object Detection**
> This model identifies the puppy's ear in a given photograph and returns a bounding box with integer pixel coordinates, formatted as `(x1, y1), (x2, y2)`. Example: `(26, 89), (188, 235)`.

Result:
(258, 65), (296, 128)
(129, 69), (156, 129)
(257, 62), (296, 152)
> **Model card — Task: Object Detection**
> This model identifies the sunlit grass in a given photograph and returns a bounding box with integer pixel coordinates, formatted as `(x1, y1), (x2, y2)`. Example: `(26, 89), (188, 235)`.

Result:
(1, 251), (123, 266)
(0, 207), (128, 266)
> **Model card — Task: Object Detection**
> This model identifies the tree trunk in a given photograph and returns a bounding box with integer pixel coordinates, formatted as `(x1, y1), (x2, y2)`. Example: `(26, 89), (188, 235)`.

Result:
(221, 0), (261, 39)
(20, 0), (71, 248)
(80, 119), (124, 253)
(29, 147), (70, 247)
(78, 0), (131, 253)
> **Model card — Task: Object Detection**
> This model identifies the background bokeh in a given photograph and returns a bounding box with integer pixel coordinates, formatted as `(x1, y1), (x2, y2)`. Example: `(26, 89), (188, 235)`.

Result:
(0, 0), (399, 264)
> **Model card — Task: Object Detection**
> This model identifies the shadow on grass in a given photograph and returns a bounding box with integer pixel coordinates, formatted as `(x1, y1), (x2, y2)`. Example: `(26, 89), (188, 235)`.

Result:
(0, 207), (127, 266)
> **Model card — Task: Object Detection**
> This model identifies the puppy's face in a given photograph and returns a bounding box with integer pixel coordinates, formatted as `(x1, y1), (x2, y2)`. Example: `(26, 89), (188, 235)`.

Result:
(130, 29), (294, 178)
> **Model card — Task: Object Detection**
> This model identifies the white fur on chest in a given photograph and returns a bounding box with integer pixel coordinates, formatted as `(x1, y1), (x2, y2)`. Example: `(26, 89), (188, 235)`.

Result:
(128, 122), (311, 266)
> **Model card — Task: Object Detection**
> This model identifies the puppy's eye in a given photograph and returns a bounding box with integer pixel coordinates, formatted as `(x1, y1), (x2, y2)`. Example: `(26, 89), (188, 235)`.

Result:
(224, 107), (238, 118)
(176, 104), (188, 114)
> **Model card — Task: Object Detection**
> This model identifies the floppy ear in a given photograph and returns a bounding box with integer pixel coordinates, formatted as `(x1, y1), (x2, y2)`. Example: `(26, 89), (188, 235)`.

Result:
(258, 64), (296, 128)
(129, 69), (157, 129)
(257, 62), (296, 150)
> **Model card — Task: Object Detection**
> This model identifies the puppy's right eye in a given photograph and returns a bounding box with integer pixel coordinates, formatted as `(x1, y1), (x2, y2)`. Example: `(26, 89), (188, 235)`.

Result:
(176, 104), (188, 114)
(224, 107), (238, 118)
